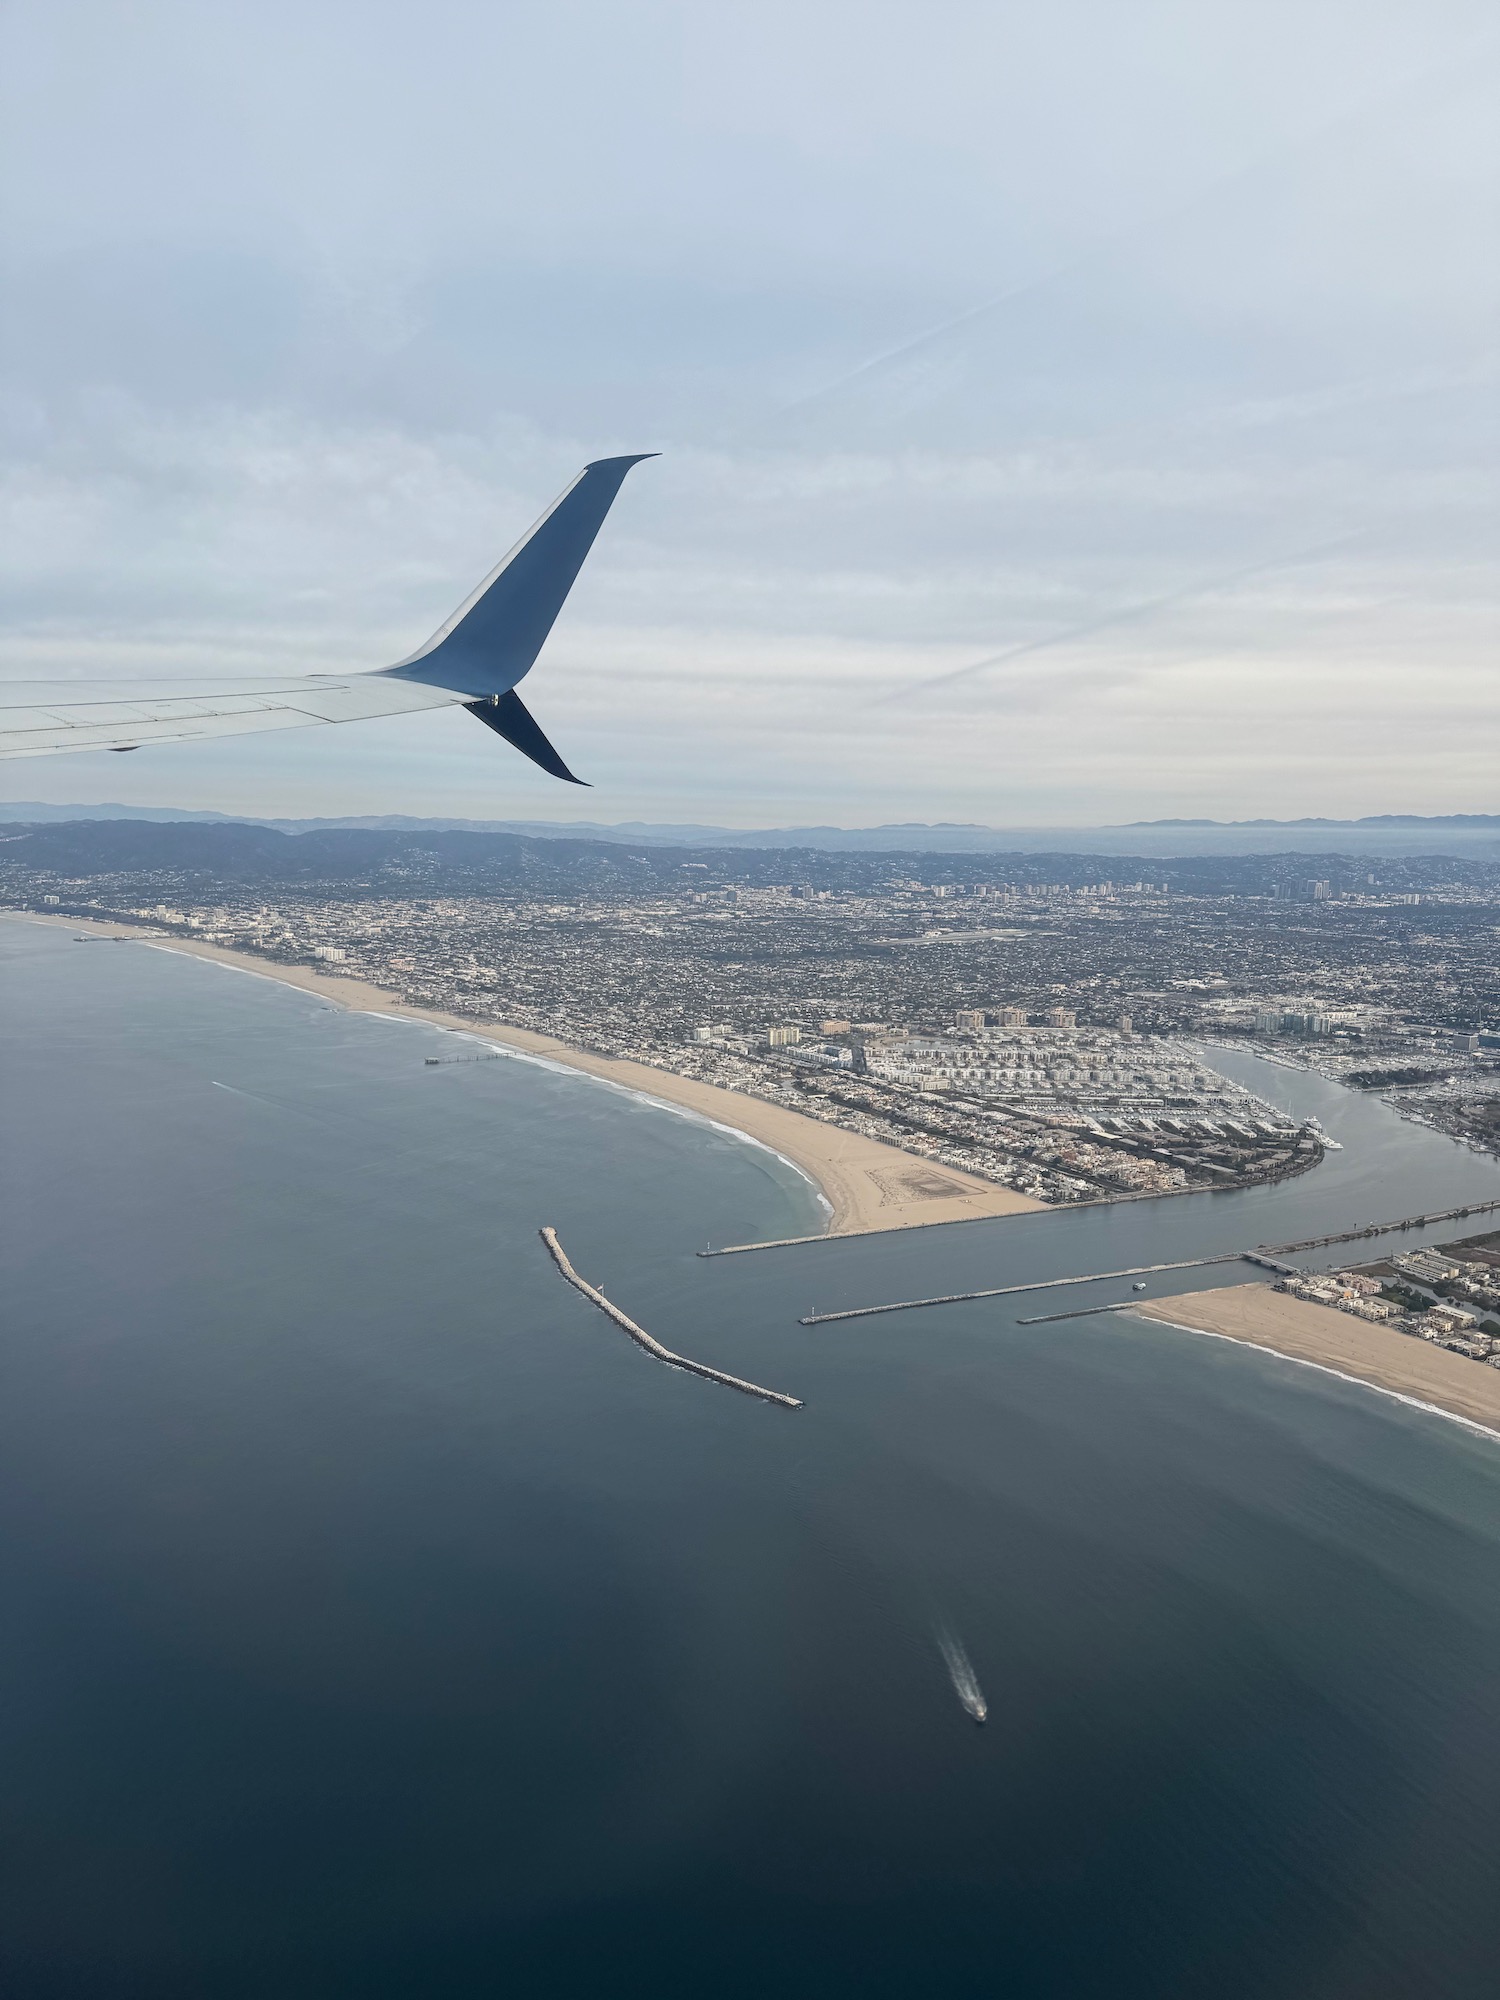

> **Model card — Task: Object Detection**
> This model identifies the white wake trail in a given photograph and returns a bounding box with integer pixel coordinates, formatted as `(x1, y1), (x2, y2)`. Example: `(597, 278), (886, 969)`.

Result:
(937, 1626), (988, 1724)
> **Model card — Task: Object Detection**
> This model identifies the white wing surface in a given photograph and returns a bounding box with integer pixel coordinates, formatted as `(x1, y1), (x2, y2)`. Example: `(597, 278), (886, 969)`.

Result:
(0, 675), (463, 758)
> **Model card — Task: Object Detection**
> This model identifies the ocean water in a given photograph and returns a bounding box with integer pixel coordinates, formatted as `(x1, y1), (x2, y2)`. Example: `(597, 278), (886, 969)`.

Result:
(4, 920), (1500, 1998)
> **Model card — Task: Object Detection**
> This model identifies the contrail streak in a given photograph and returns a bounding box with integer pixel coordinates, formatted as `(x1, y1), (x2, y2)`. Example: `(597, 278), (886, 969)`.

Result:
(769, 35), (1496, 432)
(874, 534), (1361, 708)
(769, 263), (1086, 424)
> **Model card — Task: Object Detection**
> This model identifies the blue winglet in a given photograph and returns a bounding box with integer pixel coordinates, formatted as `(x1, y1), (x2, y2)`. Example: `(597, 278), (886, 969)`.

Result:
(384, 454), (656, 699)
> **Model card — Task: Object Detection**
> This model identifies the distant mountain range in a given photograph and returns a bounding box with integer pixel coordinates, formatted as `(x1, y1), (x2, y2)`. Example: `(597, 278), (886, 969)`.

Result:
(6, 816), (1492, 899)
(1, 803), (1496, 857)
(1129, 815), (1500, 828)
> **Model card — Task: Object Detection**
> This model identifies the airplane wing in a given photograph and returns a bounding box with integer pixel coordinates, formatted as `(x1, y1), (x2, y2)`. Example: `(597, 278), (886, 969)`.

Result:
(0, 453), (655, 784)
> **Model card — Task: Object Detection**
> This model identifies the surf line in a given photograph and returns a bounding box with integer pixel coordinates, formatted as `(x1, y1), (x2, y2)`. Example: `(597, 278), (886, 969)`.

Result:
(1138, 1312), (1500, 1446)
(539, 1228), (803, 1411)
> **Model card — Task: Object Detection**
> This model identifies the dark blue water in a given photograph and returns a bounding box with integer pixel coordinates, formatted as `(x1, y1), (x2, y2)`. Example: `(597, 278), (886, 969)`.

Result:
(4, 920), (1500, 1999)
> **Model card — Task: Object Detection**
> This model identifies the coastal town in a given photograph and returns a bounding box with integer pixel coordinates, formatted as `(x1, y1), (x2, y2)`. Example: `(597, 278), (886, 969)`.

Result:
(9, 816), (1500, 1438)
(1134, 1226), (1500, 1438)
(6, 818), (1498, 1209)
(1277, 1237), (1500, 1363)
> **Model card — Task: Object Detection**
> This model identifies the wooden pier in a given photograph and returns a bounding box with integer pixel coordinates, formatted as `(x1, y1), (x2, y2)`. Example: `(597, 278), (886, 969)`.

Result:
(540, 1228), (803, 1410)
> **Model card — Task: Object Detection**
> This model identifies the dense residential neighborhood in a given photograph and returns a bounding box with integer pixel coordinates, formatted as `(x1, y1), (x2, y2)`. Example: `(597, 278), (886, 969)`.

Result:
(6, 819), (1498, 1201)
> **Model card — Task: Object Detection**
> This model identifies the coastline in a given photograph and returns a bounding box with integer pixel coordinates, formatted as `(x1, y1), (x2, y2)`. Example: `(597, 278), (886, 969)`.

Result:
(1134, 1282), (1500, 1439)
(9, 914), (1042, 1240)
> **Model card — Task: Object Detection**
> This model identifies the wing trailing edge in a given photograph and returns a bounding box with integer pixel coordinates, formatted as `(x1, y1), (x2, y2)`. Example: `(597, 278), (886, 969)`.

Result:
(0, 676), (463, 758)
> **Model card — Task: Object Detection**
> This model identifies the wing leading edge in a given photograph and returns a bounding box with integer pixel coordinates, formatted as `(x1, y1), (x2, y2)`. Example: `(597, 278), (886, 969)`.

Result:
(0, 453), (655, 778)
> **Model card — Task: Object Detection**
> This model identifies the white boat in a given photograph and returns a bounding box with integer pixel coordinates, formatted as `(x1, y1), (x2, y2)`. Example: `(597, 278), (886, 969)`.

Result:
(938, 1627), (988, 1724)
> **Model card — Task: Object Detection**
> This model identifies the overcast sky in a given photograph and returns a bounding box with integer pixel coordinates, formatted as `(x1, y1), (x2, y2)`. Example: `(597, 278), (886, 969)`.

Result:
(1, 0), (1495, 825)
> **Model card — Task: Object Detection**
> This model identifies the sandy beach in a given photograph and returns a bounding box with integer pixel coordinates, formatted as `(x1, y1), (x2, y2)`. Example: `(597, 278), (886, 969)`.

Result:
(1136, 1283), (1500, 1436)
(11, 915), (1042, 1240)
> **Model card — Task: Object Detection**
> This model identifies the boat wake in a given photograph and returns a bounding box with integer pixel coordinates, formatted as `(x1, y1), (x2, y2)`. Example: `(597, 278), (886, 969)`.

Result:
(937, 1625), (988, 1724)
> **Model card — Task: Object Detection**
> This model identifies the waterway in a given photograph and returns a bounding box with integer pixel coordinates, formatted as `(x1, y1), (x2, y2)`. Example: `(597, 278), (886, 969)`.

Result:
(4, 920), (1500, 1998)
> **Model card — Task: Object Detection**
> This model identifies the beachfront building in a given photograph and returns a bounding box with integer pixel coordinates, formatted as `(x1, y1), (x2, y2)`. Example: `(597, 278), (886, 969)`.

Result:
(1276, 1272), (1399, 1322)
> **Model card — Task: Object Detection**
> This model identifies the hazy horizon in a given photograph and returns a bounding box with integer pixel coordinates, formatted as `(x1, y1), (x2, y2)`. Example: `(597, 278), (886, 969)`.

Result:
(5, 797), (1499, 862)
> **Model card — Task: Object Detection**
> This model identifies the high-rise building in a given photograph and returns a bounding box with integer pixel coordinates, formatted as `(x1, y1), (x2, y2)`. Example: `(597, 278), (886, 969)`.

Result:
(1044, 1007), (1076, 1028)
(994, 1007), (1028, 1027)
(1279, 1011), (1326, 1036)
(954, 1008), (986, 1031)
(766, 1024), (802, 1047)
